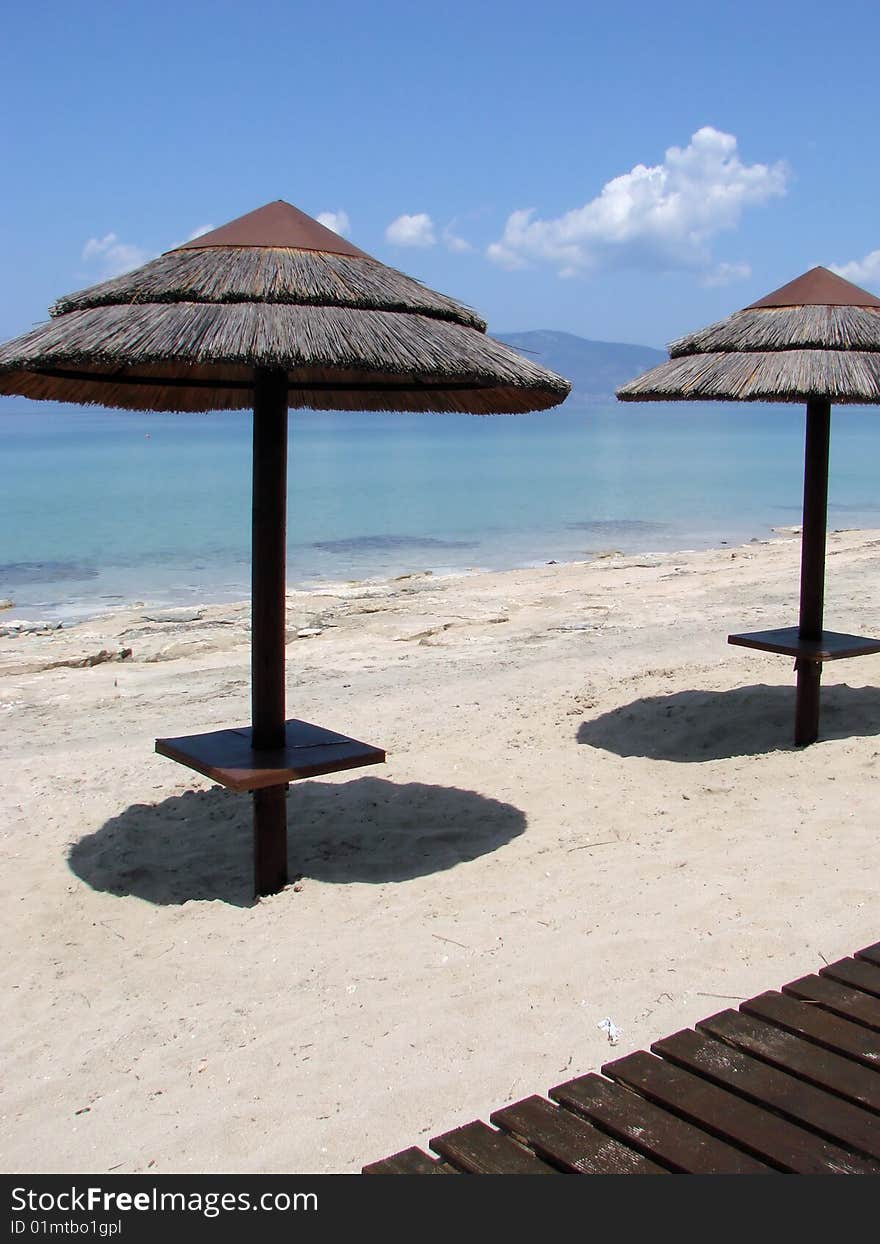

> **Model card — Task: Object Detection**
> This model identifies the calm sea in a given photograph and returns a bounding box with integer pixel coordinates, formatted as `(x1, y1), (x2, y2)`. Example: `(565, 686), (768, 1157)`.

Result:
(2, 401), (880, 621)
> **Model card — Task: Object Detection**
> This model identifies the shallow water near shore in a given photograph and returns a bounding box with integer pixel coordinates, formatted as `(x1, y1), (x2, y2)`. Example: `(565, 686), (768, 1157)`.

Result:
(3, 399), (880, 620)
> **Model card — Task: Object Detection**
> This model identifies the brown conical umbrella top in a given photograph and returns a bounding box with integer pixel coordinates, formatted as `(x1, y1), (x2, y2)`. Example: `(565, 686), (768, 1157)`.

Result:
(0, 199), (570, 414)
(746, 266), (880, 309)
(173, 199), (369, 259)
(617, 265), (880, 404)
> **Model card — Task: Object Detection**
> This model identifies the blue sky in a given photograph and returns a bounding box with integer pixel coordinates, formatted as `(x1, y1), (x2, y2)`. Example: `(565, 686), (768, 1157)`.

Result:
(2, 0), (879, 348)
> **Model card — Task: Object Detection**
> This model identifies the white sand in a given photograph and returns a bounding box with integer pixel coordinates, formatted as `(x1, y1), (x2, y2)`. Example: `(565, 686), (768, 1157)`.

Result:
(3, 528), (880, 1173)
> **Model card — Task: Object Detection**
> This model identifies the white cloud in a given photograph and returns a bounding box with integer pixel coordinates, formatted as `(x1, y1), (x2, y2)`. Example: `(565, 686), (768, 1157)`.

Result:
(442, 226), (472, 253)
(316, 210), (351, 237)
(487, 127), (788, 277)
(383, 214), (472, 252)
(385, 213), (436, 248)
(81, 233), (151, 278)
(830, 249), (880, 286)
(82, 223), (219, 277)
(167, 223), (217, 249)
(700, 261), (752, 287)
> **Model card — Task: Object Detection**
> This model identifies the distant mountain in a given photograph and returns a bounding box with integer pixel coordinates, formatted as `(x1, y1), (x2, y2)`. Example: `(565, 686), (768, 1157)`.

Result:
(496, 329), (666, 406)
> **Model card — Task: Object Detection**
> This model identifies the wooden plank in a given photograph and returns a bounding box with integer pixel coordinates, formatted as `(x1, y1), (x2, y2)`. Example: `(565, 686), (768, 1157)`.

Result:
(550, 1072), (773, 1173)
(653, 1028), (880, 1165)
(156, 718), (385, 792)
(251, 368), (288, 753)
(604, 1049), (872, 1173)
(821, 957), (880, 999)
(490, 1095), (666, 1174)
(856, 942), (880, 969)
(727, 627), (880, 661)
(743, 991), (880, 1071)
(783, 974), (880, 1031)
(250, 372), (290, 895)
(362, 1147), (457, 1174)
(698, 1008), (880, 1113)
(430, 1120), (558, 1174)
(793, 398), (831, 745)
(252, 784), (287, 897)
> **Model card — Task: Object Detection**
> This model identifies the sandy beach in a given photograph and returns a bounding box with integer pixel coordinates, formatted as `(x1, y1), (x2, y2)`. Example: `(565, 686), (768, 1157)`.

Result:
(3, 527), (880, 1174)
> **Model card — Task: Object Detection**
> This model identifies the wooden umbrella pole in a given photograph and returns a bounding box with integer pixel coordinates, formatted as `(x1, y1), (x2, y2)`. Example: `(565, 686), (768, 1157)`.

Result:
(795, 397), (831, 746)
(251, 366), (289, 894)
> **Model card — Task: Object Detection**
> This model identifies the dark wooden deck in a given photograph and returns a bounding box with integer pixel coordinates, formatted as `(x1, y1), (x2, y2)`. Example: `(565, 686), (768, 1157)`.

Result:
(155, 718), (385, 792)
(727, 626), (880, 662)
(363, 945), (880, 1174)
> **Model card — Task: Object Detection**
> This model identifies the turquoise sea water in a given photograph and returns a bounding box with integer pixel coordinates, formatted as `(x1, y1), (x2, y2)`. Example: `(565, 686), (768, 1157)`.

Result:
(2, 401), (880, 621)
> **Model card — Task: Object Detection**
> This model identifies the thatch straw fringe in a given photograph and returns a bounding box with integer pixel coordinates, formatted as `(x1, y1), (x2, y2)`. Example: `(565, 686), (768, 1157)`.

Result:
(0, 303), (564, 383)
(618, 350), (880, 403)
(0, 230), (571, 414)
(52, 248), (487, 331)
(3, 369), (557, 414)
(0, 303), (569, 413)
(670, 305), (880, 357)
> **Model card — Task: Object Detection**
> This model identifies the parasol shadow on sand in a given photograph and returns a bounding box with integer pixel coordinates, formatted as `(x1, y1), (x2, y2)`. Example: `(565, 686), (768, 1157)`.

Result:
(0, 200), (569, 898)
(618, 266), (880, 747)
(68, 778), (528, 908)
(576, 681), (880, 763)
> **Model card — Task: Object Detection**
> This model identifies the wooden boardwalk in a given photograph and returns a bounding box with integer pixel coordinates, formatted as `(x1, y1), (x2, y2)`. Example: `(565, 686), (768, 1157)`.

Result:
(363, 944), (880, 1174)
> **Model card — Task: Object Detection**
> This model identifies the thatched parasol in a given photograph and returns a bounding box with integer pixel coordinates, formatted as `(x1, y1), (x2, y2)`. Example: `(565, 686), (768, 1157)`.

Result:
(0, 200), (570, 895)
(618, 266), (880, 746)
